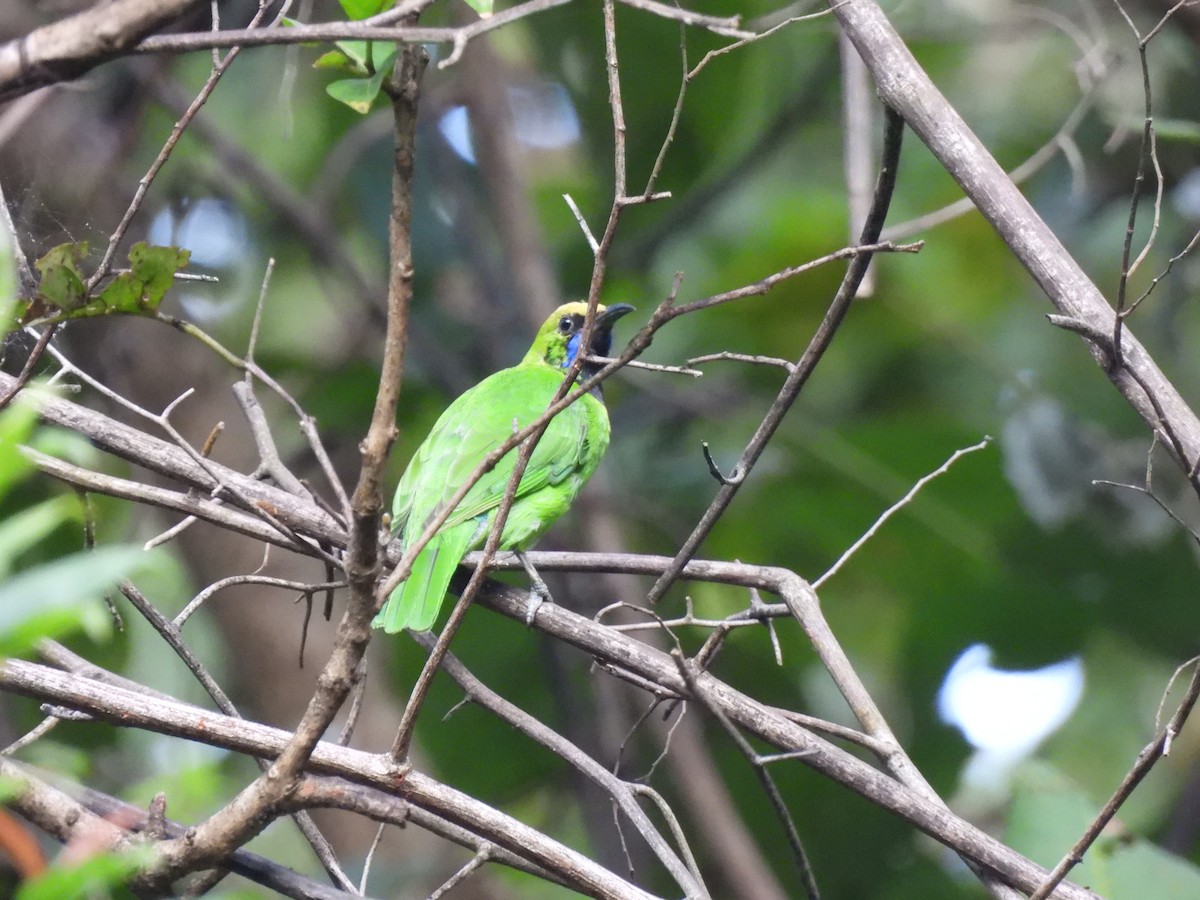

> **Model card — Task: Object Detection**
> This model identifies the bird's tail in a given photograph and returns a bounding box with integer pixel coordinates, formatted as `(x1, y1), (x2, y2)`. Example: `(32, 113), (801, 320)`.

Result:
(373, 524), (474, 633)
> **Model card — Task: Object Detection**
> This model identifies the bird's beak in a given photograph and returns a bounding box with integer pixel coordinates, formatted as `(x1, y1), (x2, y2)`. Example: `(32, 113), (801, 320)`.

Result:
(597, 303), (636, 331)
(585, 303), (635, 362)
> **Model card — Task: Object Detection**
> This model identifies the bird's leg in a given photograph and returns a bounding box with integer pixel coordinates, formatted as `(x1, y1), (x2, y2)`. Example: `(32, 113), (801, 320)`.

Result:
(516, 551), (554, 625)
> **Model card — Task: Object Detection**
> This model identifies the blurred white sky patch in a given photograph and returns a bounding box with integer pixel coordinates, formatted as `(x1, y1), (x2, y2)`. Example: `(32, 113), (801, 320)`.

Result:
(439, 81), (581, 165)
(149, 197), (246, 270)
(439, 106), (473, 162)
(1174, 167), (1200, 221)
(938, 644), (1084, 795)
(148, 197), (250, 324)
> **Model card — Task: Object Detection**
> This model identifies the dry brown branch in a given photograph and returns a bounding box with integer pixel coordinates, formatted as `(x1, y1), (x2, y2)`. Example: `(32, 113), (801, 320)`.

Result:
(415, 634), (709, 897)
(645, 108), (906, 605)
(832, 0), (1200, 481)
(0, 0), (204, 99)
(0, 658), (663, 900)
(0, 616), (1095, 899)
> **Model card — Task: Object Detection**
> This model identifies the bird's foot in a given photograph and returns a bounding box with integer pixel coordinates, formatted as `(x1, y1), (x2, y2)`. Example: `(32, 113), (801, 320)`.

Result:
(524, 586), (553, 625)
(517, 551), (555, 625)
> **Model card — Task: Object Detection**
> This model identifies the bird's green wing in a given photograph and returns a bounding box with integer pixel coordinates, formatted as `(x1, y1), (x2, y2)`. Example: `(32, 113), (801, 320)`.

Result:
(400, 366), (598, 533)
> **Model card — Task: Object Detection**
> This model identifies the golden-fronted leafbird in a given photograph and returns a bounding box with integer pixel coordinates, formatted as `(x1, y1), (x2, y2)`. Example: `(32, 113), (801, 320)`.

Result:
(373, 301), (635, 633)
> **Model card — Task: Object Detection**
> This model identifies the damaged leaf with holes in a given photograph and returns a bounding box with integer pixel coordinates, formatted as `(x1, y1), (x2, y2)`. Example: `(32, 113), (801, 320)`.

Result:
(25, 241), (89, 323)
(97, 243), (191, 315)
(16, 242), (190, 326)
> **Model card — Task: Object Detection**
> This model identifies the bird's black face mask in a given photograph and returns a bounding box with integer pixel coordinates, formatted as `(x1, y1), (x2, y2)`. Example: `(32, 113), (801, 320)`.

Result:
(563, 304), (635, 379)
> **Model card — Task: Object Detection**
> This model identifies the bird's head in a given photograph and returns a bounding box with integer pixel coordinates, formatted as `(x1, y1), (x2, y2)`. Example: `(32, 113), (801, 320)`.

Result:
(523, 301), (636, 376)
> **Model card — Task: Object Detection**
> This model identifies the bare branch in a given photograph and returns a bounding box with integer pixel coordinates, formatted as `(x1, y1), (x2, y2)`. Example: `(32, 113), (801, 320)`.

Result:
(645, 108), (907, 605)
(815, 437), (992, 588)
(0, 0), (204, 100)
(616, 0), (750, 37)
(1029, 660), (1200, 900)
(832, 0), (1200, 483)
(416, 635), (709, 898)
(0, 618), (1096, 898)
(0, 658), (664, 900)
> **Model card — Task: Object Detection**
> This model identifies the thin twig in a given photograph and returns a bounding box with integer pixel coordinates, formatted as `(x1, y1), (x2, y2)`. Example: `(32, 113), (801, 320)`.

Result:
(2, 716), (60, 756)
(584, 355), (702, 377)
(429, 846), (492, 899)
(1109, 0), (1184, 360)
(644, 24), (687, 198)
(646, 108), (908, 605)
(668, 240), (921, 317)
(687, 9), (834, 80)
(673, 650), (820, 900)
(687, 351), (795, 372)
(174, 575), (346, 628)
(1029, 659), (1200, 900)
(88, 0), (277, 288)
(563, 193), (599, 254)
(0, 325), (58, 412)
(815, 437), (991, 588)
(415, 635), (709, 898)
(1126, 226), (1200, 315)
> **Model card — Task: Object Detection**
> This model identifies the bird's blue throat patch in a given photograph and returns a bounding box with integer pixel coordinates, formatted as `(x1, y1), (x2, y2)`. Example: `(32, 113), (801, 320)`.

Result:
(562, 330), (613, 369)
(563, 333), (581, 368)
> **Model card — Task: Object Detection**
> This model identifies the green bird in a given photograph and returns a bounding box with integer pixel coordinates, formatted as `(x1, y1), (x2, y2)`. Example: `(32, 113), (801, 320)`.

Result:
(374, 301), (635, 633)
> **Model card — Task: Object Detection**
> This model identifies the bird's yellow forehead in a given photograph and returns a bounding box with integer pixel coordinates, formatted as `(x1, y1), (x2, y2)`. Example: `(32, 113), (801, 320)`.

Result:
(549, 301), (603, 319)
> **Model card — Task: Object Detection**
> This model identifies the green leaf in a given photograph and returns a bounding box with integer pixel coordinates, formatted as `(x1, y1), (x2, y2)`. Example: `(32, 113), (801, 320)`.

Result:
(322, 42), (396, 111)
(17, 845), (155, 900)
(1006, 763), (1200, 899)
(313, 49), (363, 74)
(338, 0), (391, 20)
(0, 403), (39, 504)
(334, 40), (372, 70)
(462, 0), (494, 14)
(128, 242), (189, 303)
(0, 546), (162, 655)
(94, 242), (189, 315)
(91, 271), (142, 313)
(0, 495), (81, 580)
(31, 242), (89, 315)
(327, 71), (387, 114)
(21, 242), (188, 324)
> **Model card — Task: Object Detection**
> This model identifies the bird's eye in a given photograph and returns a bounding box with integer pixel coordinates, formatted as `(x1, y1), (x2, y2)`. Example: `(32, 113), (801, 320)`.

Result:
(557, 316), (573, 334)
